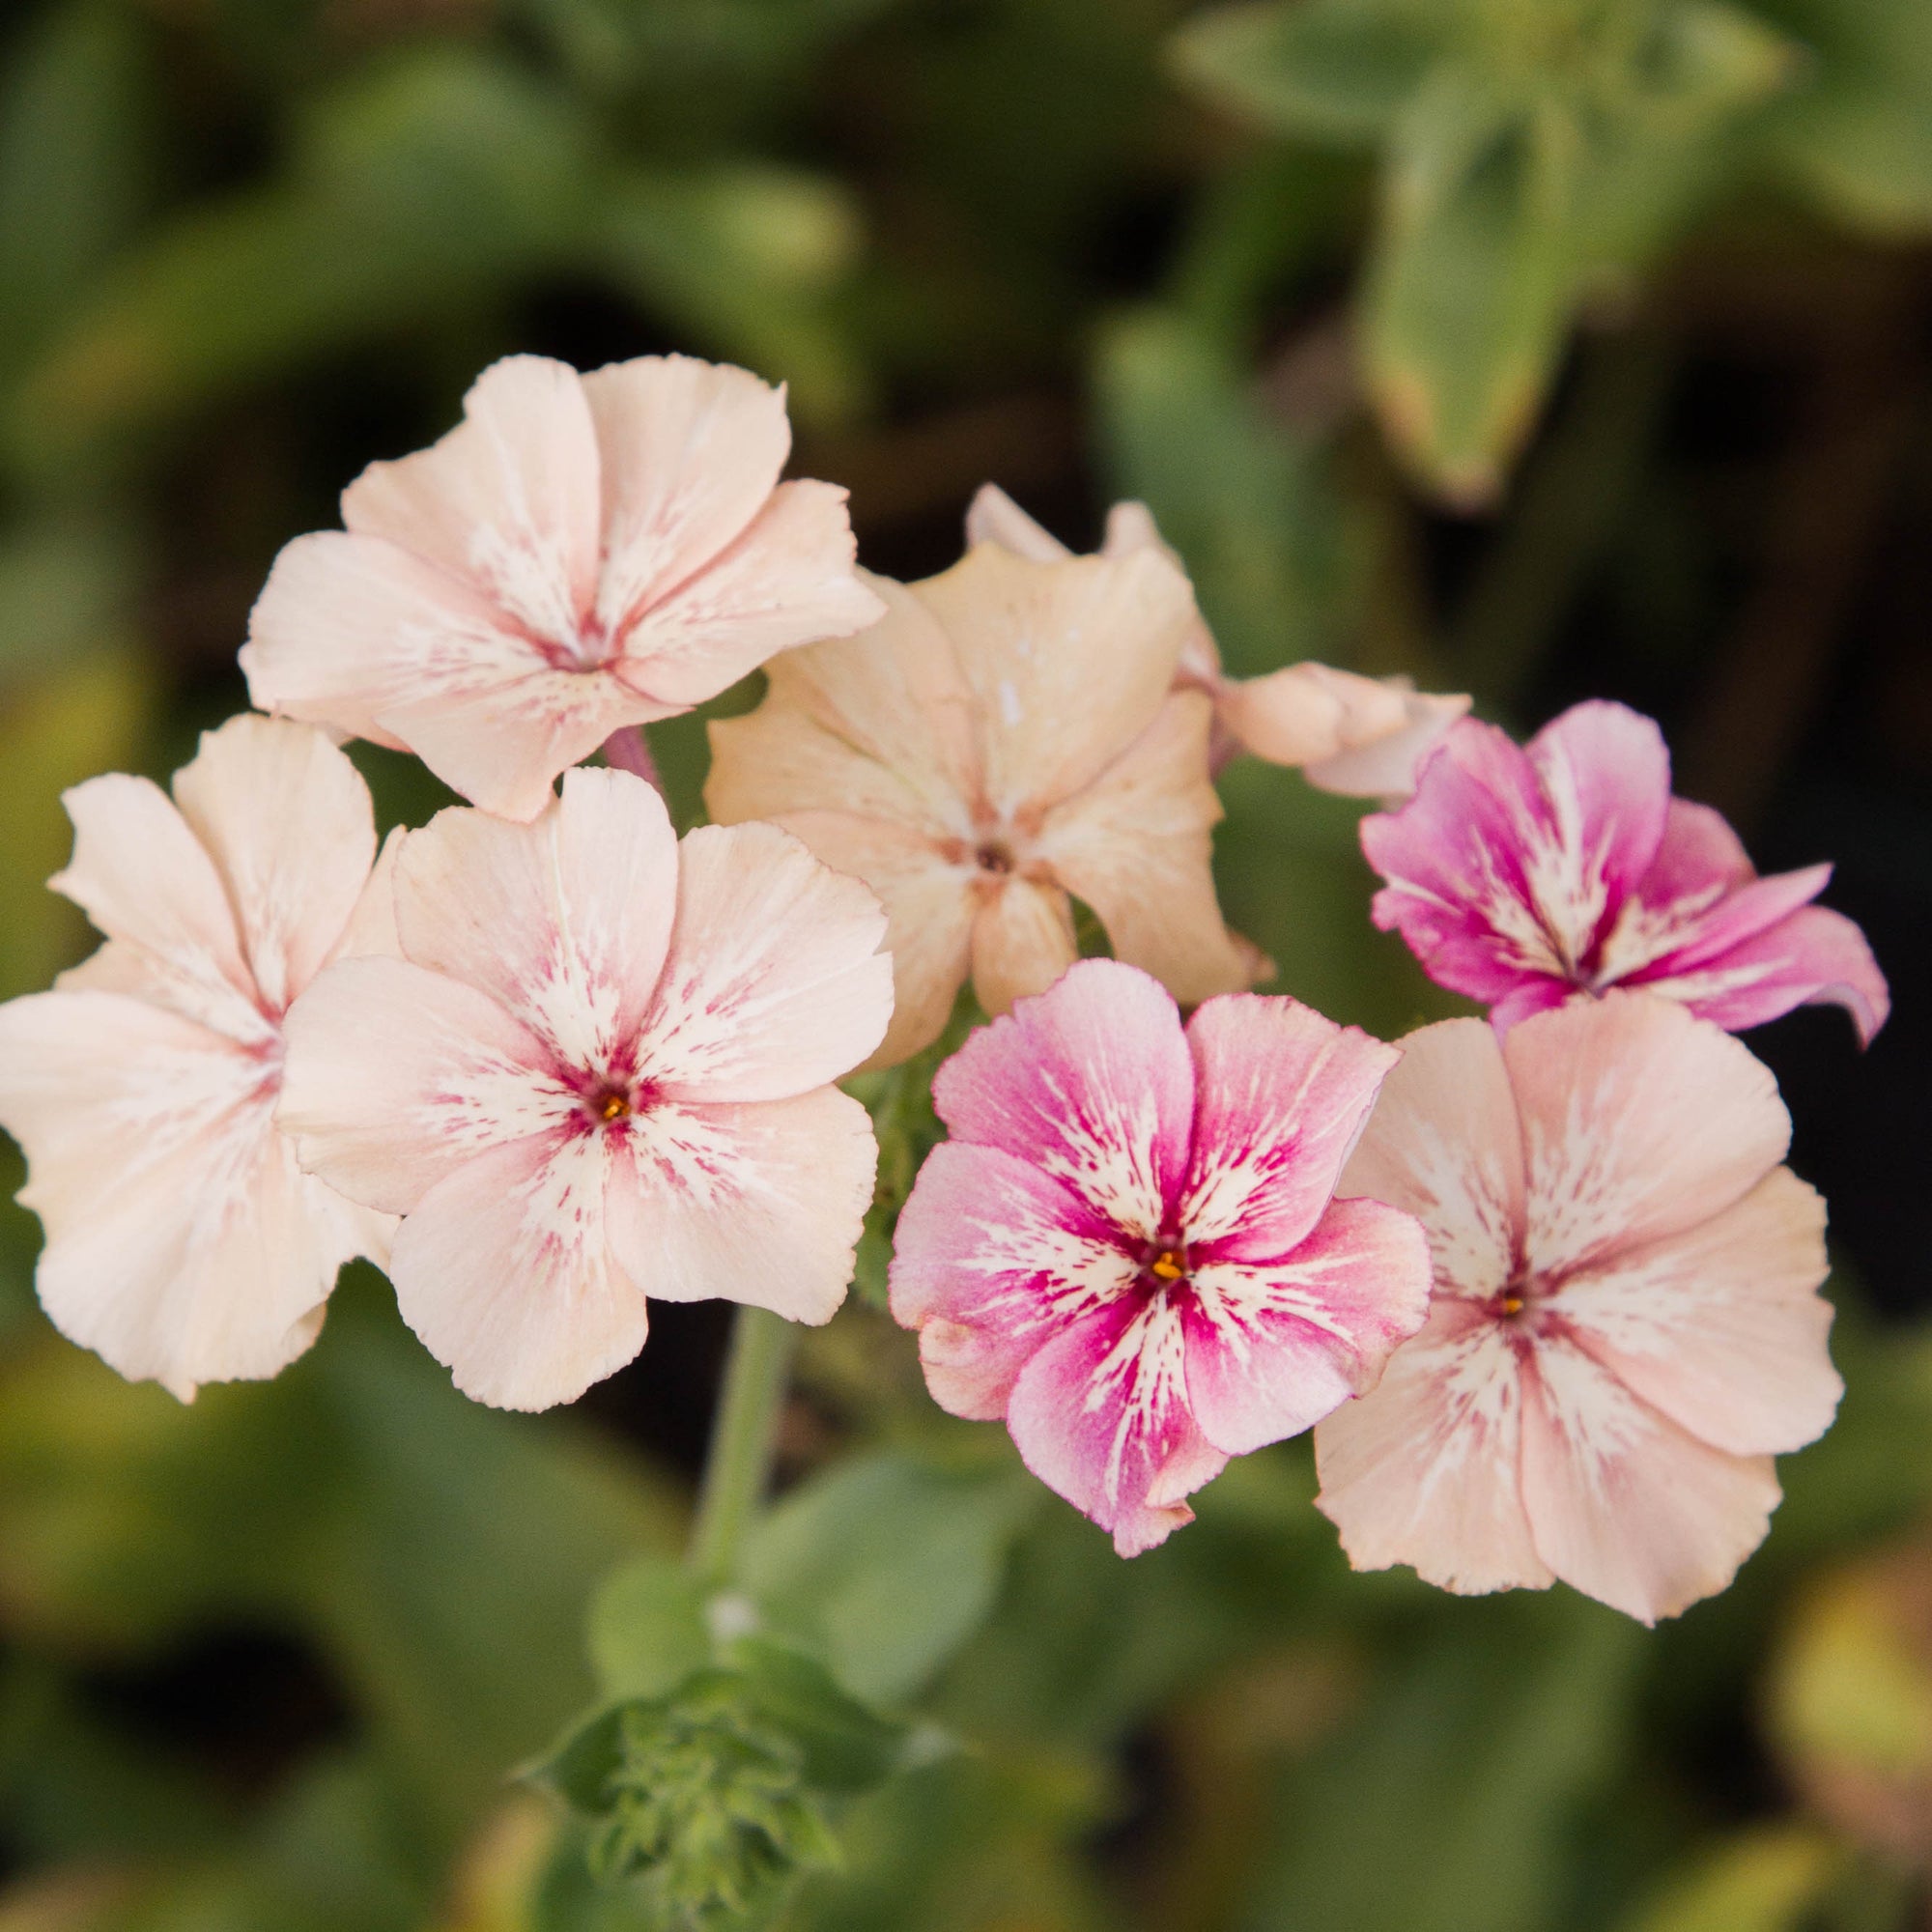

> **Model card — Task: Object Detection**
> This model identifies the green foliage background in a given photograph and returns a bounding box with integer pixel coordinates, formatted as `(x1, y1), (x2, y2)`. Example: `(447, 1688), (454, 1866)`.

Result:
(0, 0), (1928, 1925)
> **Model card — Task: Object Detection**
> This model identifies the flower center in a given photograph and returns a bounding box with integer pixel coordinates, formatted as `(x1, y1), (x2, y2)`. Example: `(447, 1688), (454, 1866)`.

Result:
(586, 1083), (635, 1127)
(1149, 1247), (1187, 1283)
(975, 840), (1013, 876)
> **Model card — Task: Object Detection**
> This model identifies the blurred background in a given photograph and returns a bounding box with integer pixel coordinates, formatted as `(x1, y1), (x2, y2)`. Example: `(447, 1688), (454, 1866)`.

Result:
(0, 0), (1929, 1926)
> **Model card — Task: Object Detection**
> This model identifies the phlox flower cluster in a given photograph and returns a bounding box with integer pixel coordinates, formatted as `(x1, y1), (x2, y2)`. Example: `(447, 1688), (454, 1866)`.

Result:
(0, 349), (1890, 1627)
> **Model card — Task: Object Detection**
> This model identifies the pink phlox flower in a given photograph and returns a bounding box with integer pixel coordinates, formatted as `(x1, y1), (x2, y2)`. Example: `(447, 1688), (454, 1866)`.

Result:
(1360, 698), (1889, 1043)
(965, 484), (1469, 797)
(0, 716), (400, 1399)
(242, 354), (885, 822)
(279, 767), (893, 1410)
(1314, 992), (1842, 1624)
(890, 957), (1433, 1555)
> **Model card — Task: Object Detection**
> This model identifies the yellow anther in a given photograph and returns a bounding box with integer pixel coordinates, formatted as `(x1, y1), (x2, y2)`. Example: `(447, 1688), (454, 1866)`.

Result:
(599, 1092), (631, 1122)
(1501, 1294), (1524, 1317)
(1151, 1249), (1186, 1283)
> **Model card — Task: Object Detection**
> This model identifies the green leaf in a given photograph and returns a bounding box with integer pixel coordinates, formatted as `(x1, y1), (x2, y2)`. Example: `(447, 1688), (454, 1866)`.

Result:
(743, 1452), (1038, 1705)
(1363, 73), (1579, 503)
(1621, 1825), (1845, 1932)
(1761, 0), (1932, 233)
(587, 1554), (713, 1703)
(724, 1638), (918, 1792)
(1172, 0), (1441, 147)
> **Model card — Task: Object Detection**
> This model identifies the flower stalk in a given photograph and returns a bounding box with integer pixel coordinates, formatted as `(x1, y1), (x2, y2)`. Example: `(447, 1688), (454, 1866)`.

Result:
(690, 1304), (798, 1587)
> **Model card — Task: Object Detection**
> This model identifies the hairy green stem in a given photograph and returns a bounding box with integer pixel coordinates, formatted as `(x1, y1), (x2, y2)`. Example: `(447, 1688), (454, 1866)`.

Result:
(689, 1304), (796, 1587)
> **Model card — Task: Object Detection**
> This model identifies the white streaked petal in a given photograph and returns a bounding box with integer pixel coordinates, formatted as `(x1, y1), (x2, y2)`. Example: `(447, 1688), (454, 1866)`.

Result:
(1315, 1298), (1551, 1596)
(606, 1087), (875, 1325)
(388, 1128), (646, 1411)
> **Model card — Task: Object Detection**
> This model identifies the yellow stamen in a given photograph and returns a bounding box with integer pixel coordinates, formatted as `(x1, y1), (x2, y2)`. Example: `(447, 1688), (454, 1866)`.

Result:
(599, 1093), (631, 1122)
(1501, 1294), (1523, 1317)
(1151, 1249), (1186, 1283)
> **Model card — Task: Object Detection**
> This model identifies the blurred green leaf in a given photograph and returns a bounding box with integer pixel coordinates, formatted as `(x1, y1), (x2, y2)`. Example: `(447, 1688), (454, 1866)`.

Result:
(0, 0), (155, 372)
(1622, 1825), (1844, 1932)
(1761, 0), (1932, 232)
(587, 1555), (712, 1704)
(1241, 1592), (1645, 1932)
(1173, 0), (1440, 146)
(742, 1450), (1039, 1706)
(0, 517), (140, 682)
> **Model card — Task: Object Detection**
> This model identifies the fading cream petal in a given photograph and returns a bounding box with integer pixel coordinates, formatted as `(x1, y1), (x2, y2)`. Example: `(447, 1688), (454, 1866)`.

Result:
(913, 545), (1196, 818)
(388, 1129), (646, 1411)
(392, 769), (679, 1068)
(341, 354), (601, 642)
(1315, 1298), (1552, 1595)
(279, 955), (566, 1215)
(170, 715), (377, 1011)
(608, 1088), (874, 1324)
(962, 483), (1073, 563)
(969, 876), (1077, 1019)
(1519, 1334), (1780, 1624)
(639, 821), (892, 1103)
(1554, 1167), (1839, 1459)
(1034, 691), (1255, 1006)
(581, 354), (790, 637)
(1340, 1017), (1527, 1303)
(1507, 993), (1790, 1281)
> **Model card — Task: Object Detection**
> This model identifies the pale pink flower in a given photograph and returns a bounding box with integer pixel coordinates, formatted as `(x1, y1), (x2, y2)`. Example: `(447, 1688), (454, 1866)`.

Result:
(0, 717), (398, 1400)
(278, 767), (891, 1410)
(890, 958), (1432, 1555)
(1315, 993), (1841, 1624)
(1361, 700), (1889, 1042)
(965, 484), (1468, 796)
(242, 354), (884, 822)
(705, 541), (1264, 1068)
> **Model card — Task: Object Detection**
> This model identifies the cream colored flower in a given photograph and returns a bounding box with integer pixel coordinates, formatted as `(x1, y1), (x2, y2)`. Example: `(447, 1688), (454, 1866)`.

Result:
(705, 543), (1263, 1068)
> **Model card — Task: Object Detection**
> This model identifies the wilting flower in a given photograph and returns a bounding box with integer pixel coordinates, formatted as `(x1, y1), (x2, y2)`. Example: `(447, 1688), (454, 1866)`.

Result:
(0, 717), (397, 1399)
(1315, 993), (1841, 1624)
(965, 484), (1468, 796)
(890, 958), (1432, 1554)
(1361, 699), (1889, 1041)
(706, 540), (1263, 1068)
(242, 354), (884, 822)
(279, 767), (891, 1410)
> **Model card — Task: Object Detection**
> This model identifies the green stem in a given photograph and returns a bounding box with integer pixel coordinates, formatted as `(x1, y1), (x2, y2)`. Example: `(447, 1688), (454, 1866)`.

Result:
(688, 1304), (796, 1588)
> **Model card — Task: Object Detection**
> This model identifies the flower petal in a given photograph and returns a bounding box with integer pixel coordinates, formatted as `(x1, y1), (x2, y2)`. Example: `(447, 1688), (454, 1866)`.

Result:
(913, 544), (1195, 818)
(968, 875), (1077, 1019)
(169, 715), (377, 1011)
(639, 820), (892, 1102)
(1339, 1016), (1527, 1302)
(1314, 1297), (1552, 1595)
(1300, 677), (1471, 799)
(706, 571), (980, 836)
(931, 957), (1194, 1241)
(393, 767), (680, 1070)
(340, 354), (601, 642)
(606, 1087), (874, 1324)
(1518, 1333), (1780, 1623)
(1035, 691), (1256, 1006)
(754, 811), (973, 1071)
(1178, 993), (1401, 1263)
(1507, 993), (1790, 1280)
(388, 1128), (645, 1410)
(1632, 902), (1890, 1046)
(580, 354), (790, 637)
(962, 483), (1072, 562)
(1183, 1195), (1433, 1454)
(1553, 1166), (1839, 1458)
(617, 479), (882, 708)
(889, 1140), (1140, 1419)
(1524, 699), (1672, 923)
(0, 991), (358, 1399)
(1006, 1293), (1227, 1556)
(1212, 664), (1352, 767)
(279, 954), (566, 1214)
(49, 772), (261, 1041)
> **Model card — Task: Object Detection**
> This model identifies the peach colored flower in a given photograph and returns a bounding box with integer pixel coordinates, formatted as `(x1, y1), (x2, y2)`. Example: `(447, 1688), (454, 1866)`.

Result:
(242, 355), (884, 822)
(965, 485), (1468, 796)
(0, 717), (398, 1400)
(1315, 993), (1842, 1624)
(279, 768), (892, 1410)
(890, 959), (1432, 1554)
(705, 541), (1263, 1068)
